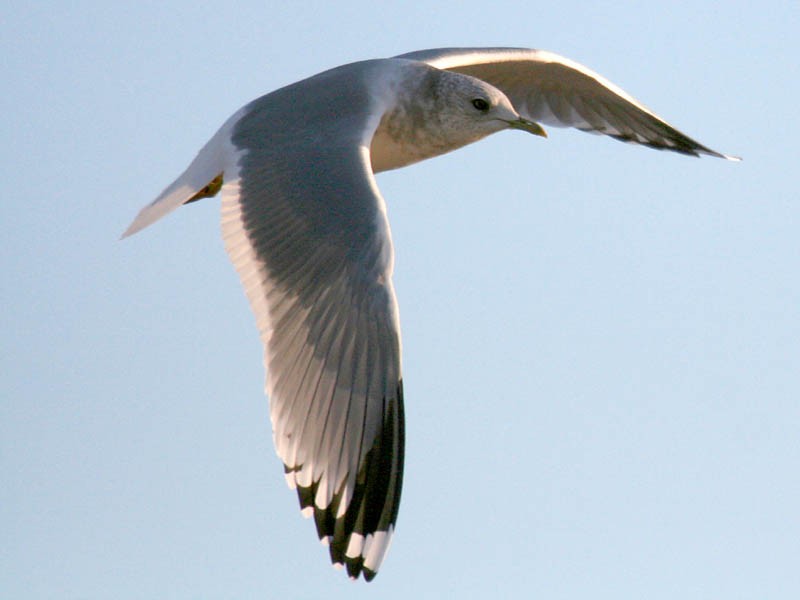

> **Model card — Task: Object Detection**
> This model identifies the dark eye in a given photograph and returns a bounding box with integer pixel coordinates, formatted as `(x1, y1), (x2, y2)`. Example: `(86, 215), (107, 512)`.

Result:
(471, 98), (490, 112)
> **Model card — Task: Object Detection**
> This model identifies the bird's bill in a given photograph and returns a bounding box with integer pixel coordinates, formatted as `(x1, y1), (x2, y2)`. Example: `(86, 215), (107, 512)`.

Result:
(507, 117), (548, 138)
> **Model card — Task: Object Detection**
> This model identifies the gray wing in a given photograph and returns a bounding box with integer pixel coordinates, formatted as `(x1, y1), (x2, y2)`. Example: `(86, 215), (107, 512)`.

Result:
(397, 47), (737, 159)
(220, 63), (403, 581)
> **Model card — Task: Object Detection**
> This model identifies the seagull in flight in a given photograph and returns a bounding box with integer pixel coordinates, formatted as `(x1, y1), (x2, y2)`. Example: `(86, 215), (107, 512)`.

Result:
(123, 47), (737, 581)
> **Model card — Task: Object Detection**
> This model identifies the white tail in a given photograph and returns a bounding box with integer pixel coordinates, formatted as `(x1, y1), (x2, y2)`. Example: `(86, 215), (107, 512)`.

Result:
(121, 107), (245, 238)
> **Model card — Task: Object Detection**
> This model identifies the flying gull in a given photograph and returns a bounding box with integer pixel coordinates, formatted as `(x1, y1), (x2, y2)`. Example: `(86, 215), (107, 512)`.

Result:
(123, 47), (737, 581)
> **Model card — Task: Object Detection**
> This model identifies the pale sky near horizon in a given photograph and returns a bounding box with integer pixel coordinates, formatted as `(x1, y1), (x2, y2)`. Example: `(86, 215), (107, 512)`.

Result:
(2, 2), (798, 598)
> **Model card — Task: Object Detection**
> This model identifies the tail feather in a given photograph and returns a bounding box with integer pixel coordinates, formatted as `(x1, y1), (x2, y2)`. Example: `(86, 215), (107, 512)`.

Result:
(121, 107), (245, 238)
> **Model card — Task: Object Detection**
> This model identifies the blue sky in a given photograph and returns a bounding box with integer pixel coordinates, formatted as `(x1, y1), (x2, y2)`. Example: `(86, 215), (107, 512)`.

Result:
(2, 1), (798, 598)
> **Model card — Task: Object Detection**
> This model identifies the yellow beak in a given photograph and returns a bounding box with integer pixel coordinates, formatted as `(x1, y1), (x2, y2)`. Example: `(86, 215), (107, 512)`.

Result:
(507, 117), (548, 138)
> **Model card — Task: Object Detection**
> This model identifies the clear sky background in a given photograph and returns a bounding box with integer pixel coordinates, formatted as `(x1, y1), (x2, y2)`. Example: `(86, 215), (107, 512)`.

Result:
(2, 1), (798, 598)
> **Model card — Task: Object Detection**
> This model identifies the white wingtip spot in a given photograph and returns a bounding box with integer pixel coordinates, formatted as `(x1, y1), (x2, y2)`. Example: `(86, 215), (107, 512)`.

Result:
(345, 533), (365, 559)
(300, 506), (313, 518)
(362, 529), (394, 572)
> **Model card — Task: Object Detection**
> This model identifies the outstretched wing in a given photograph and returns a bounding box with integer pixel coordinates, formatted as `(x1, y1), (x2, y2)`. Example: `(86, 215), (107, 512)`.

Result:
(397, 47), (737, 159)
(220, 64), (404, 581)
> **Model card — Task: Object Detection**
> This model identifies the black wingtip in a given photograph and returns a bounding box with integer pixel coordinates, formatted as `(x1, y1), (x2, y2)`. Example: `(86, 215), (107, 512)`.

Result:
(287, 381), (405, 581)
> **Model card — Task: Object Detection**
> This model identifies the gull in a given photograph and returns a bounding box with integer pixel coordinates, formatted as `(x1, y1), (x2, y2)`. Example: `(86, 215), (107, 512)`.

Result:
(123, 47), (737, 581)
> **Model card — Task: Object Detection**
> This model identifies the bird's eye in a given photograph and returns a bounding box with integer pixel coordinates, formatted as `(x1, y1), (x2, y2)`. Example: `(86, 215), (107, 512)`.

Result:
(471, 98), (490, 112)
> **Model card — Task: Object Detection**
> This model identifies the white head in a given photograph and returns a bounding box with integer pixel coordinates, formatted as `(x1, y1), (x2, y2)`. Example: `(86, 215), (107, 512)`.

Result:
(426, 68), (546, 139)
(371, 63), (546, 172)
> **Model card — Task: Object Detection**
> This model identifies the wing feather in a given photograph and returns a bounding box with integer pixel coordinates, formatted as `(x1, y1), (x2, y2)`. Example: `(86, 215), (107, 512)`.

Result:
(396, 47), (738, 160)
(219, 62), (404, 580)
